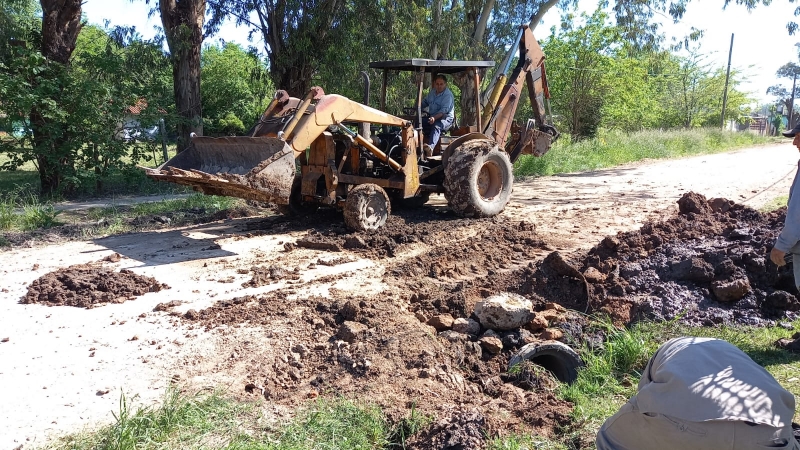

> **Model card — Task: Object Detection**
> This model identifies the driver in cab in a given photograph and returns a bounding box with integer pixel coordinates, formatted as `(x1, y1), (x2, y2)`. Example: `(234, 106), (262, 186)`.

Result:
(421, 74), (455, 155)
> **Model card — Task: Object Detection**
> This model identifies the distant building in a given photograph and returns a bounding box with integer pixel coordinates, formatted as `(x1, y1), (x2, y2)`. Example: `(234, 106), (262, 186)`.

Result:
(728, 115), (767, 135)
(116, 99), (164, 142)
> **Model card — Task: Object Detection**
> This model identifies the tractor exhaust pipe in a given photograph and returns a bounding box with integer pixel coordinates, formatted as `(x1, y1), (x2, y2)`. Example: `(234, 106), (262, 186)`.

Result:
(360, 71), (371, 140)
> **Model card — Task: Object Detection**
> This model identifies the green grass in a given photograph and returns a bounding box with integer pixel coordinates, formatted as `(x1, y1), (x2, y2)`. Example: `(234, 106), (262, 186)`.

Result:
(761, 195), (789, 212)
(0, 186), (64, 231)
(514, 128), (779, 177)
(83, 193), (241, 223)
(486, 434), (568, 450)
(77, 194), (244, 236)
(47, 394), (432, 450)
(266, 399), (391, 449)
(47, 389), (264, 450)
(0, 190), (244, 241)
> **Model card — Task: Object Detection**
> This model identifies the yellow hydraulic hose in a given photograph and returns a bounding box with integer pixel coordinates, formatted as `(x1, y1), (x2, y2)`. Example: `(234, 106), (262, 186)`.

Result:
(481, 74), (506, 127)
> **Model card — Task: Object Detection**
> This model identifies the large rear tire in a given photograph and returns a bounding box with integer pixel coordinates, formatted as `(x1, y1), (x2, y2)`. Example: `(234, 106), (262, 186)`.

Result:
(343, 184), (391, 231)
(444, 139), (513, 217)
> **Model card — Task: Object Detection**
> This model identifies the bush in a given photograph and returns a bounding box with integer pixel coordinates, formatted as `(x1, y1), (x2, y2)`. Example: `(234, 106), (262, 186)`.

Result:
(217, 112), (246, 136)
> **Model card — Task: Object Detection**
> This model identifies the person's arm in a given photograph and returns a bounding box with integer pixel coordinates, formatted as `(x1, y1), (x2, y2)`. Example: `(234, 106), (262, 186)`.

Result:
(430, 111), (445, 121)
(774, 164), (800, 262)
(441, 89), (455, 118)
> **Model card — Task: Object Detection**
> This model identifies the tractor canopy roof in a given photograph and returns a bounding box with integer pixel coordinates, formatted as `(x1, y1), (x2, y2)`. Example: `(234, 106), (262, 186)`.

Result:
(368, 59), (495, 74)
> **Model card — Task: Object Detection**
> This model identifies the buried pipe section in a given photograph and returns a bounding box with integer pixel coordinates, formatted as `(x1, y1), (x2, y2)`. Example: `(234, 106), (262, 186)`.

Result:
(508, 340), (584, 384)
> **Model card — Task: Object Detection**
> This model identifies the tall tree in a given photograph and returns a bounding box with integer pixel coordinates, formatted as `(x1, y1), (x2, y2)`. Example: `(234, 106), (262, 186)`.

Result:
(767, 62), (800, 128)
(157, 0), (205, 150)
(542, 10), (619, 140)
(29, 0), (82, 195)
(207, 0), (349, 98)
(201, 42), (272, 135)
(2, 18), (173, 195)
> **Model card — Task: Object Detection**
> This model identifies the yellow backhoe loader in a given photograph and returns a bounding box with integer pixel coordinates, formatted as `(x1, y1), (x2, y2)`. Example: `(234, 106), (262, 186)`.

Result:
(144, 25), (558, 231)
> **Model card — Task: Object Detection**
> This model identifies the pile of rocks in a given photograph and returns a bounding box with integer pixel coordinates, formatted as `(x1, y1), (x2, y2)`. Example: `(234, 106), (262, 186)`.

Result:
(416, 292), (571, 356)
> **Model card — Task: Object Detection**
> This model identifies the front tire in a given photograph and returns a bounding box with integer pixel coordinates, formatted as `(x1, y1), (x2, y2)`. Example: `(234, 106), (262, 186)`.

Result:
(278, 175), (318, 216)
(343, 183), (391, 231)
(444, 139), (513, 217)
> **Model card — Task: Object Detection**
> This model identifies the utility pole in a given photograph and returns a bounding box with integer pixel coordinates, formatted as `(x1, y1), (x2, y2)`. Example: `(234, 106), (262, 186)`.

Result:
(790, 72), (798, 130)
(720, 33), (734, 129)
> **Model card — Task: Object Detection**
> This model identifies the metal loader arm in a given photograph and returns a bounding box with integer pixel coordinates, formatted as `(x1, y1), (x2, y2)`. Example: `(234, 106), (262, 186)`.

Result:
(283, 92), (412, 158)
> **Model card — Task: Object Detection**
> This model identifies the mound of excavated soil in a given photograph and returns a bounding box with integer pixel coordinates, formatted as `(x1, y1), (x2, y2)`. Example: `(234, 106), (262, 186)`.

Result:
(583, 192), (797, 326)
(480, 192), (797, 327)
(174, 287), (576, 446)
(264, 207), (547, 267)
(22, 264), (169, 308)
(404, 408), (487, 450)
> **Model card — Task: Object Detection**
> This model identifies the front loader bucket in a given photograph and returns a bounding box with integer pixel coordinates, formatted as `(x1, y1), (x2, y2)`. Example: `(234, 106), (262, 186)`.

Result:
(145, 136), (296, 205)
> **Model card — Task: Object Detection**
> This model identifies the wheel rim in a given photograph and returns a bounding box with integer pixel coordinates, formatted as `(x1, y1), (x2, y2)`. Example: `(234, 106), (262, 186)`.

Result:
(476, 160), (503, 201)
(363, 193), (388, 229)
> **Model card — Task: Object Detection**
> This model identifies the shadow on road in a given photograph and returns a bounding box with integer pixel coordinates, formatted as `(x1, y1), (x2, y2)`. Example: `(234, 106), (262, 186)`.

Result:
(547, 166), (637, 178)
(90, 221), (240, 266)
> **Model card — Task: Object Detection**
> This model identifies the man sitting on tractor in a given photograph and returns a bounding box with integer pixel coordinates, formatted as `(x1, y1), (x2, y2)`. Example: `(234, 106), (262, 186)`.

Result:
(421, 74), (455, 155)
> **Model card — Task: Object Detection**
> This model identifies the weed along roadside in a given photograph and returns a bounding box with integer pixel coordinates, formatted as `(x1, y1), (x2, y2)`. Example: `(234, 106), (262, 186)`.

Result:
(1, 141), (800, 449)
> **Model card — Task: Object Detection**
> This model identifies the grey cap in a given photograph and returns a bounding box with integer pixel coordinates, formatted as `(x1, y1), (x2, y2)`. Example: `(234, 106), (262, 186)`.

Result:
(783, 123), (800, 137)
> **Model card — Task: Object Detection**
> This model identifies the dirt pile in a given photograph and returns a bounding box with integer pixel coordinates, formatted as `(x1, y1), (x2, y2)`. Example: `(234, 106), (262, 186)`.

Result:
(511, 192), (797, 326)
(22, 263), (169, 308)
(177, 287), (575, 445)
(387, 219), (544, 280)
(266, 207), (547, 269)
(404, 408), (486, 450)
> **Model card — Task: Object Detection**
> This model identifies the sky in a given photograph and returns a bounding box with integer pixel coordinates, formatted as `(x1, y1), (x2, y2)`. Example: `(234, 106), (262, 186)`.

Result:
(80, 0), (800, 105)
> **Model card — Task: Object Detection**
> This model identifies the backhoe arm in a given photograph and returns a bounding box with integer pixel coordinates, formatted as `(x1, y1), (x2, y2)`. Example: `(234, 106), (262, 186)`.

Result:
(484, 25), (548, 146)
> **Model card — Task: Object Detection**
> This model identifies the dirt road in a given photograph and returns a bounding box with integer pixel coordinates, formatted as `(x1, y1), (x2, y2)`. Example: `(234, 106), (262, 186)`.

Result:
(1, 142), (797, 448)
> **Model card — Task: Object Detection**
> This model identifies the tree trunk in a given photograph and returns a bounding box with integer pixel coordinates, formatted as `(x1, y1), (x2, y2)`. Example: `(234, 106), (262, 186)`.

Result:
(472, 0), (495, 46)
(454, 71), (479, 127)
(250, 0), (342, 97)
(33, 0), (82, 196)
(40, 0), (82, 64)
(442, 0), (458, 59)
(430, 0), (444, 59)
(276, 65), (315, 98)
(528, 0), (560, 32)
(160, 0), (205, 151)
(451, 0), (495, 128)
